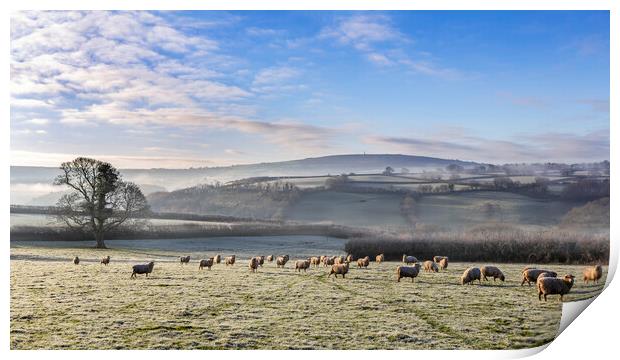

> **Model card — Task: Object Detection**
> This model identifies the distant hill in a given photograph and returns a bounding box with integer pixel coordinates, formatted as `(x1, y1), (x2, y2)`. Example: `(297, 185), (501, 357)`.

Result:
(11, 154), (480, 205)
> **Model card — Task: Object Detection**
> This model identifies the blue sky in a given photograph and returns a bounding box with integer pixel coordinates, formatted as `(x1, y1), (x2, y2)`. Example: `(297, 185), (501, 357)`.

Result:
(11, 11), (609, 168)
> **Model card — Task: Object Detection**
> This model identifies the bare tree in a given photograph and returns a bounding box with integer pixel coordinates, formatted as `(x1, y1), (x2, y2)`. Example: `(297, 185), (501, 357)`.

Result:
(54, 157), (149, 248)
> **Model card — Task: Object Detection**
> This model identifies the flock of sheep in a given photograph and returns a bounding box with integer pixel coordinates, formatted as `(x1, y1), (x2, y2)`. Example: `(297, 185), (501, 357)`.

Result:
(71, 253), (604, 302)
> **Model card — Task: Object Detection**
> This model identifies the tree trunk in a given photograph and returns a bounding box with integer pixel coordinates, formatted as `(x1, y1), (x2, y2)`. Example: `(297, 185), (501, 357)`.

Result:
(95, 231), (106, 249)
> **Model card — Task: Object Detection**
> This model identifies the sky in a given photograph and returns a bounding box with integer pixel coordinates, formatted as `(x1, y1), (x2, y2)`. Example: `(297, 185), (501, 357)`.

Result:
(10, 10), (610, 168)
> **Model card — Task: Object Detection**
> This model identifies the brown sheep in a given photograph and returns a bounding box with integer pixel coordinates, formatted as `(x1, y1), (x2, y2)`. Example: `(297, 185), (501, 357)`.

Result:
(346, 254), (355, 263)
(199, 258), (214, 270)
(310, 256), (321, 267)
(396, 263), (421, 282)
(402, 254), (418, 265)
(73, 256), (80, 265)
(433, 256), (448, 263)
(319, 255), (327, 263)
(266, 255), (274, 262)
(335, 255), (346, 265)
(521, 269), (557, 286)
(249, 257), (259, 272)
(461, 267), (481, 285)
(276, 255), (289, 268)
(180, 255), (191, 264)
(100, 256), (110, 266)
(323, 256), (335, 267)
(328, 261), (350, 279)
(583, 265), (603, 284)
(357, 256), (370, 269)
(537, 274), (576, 301)
(438, 258), (448, 270)
(376, 254), (384, 264)
(295, 259), (311, 272)
(480, 265), (505, 282)
(214, 254), (222, 264)
(423, 260), (439, 273)
(225, 255), (236, 266)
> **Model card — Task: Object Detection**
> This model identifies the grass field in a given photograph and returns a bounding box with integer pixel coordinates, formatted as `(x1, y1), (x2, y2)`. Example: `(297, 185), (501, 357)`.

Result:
(10, 242), (606, 350)
(285, 191), (408, 229)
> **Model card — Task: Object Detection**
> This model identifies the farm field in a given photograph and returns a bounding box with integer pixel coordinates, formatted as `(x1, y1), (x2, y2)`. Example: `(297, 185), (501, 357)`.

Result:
(285, 191), (408, 229)
(10, 242), (605, 350)
(413, 192), (586, 228)
(10, 214), (234, 229)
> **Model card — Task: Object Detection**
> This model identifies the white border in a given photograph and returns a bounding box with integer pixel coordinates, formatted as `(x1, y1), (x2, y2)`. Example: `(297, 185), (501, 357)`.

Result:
(3, 1), (617, 359)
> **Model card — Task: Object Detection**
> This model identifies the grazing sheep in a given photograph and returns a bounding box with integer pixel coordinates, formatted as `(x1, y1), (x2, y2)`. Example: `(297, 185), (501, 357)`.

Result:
(521, 269), (557, 286)
(225, 255), (236, 266)
(131, 261), (155, 278)
(346, 254), (355, 263)
(73, 256), (80, 265)
(214, 254), (222, 264)
(328, 261), (350, 279)
(310, 256), (321, 267)
(461, 267), (482, 285)
(276, 255), (289, 268)
(199, 258), (214, 270)
(480, 265), (505, 282)
(249, 257), (259, 272)
(396, 263), (421, 282)
(100, 256), (110, 266)
(583, 265), (603, 284)
(295, 259), (311, 272)
(357, 256), (370, 269)
(423, 260), (439, 273)
(537, 274), (576, 301)
(438, 258), (449, 270)
(323, 256), (335, 267)
(402, 254), (418, 265)
(376, 254), (384, 264)
(266, 255), (274, 262)
(335, 255), (346, 265)
(180, 255), (191, 264)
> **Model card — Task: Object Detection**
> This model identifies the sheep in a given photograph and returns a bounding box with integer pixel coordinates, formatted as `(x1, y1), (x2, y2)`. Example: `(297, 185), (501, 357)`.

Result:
(225, 255), (236, 266)
(461, 267), (482, 285)
(433, 256), (448, 263)
(310, 256), (321, 267)
(521, 269), (557, 286)
(335, 255), (346, 265)
(295, 259), (311, 272)
(131, 261), (155, 278)
(328, 261), (350, 279)
(214, 254), (222, 264)
(100, 256), (110, 266)
(276, 255), (289, 268)
(266, 255), (274, 262)
(73, 256), (80, 265)
(256, 256), (265, 267)
(249, 257), (259, 272)
(346, 254), (355, 263)
(537, 274), (576, 301)
(438, 258), (449, 270)
(357, 256), (370, 269)
(199, 258), (214, 270)
(423, 260), (439, 273)
(583, 265), (603, 284)
(319, 255), (327, 263)
(180, 255), (191, 264)
(480, 265), (505, 282)
(376, 254), (384, 264)
(323, 256), (335, 267)
(396, 263), (421, 282)
(402, 254), (418, 265)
